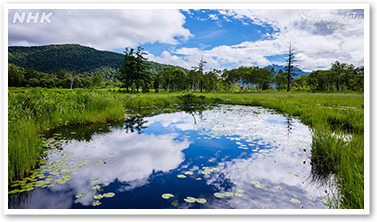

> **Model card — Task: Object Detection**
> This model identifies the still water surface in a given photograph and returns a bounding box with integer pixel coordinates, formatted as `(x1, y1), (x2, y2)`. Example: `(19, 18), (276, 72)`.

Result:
(9, 104), (330, 209)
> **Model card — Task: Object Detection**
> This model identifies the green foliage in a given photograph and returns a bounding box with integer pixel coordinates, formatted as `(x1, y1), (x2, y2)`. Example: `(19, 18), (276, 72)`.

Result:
(118, 47), (151, 93)
(92, 75), (103, 88)
(8, 44), (188, 81)
(8, 88), (125, 183)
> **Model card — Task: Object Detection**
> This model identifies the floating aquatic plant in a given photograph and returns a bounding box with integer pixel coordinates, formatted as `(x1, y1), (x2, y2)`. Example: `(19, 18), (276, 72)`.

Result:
(93, 194), (103, 200)
(92, 201), (101, 206)
(76, 193), (86, 199)
(90, 177), (99, 181)
(255, 184), (265, 188)
(177, 174), (186, 178)
(320, 198), (329, 205)
(236, 189), (244, 193)
(91, 185), (101, 190)
(307, 196), (315, 201)
(250, 180), (260, 185)
(234, 192), (244, 197)
(162, 193), (174, 199)
(108, 152), (115, 155)
(171, 200), (179, 207)
(184, 171), (193, 175)
(214, 193), (224, 198)
(184, 196), (196, 203)
(235, 168), (244, 172)
(223, 192), (234, 197)
(289, 198), (301, 204)
(274, 186), (283, 190)
(196, 198), (206, 204)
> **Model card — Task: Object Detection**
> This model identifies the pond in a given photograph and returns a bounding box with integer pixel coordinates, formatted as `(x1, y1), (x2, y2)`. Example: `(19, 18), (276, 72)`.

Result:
(8, 104), (332, 209)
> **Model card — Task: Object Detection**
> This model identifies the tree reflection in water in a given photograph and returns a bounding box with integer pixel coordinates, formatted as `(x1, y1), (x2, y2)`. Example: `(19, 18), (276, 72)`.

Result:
(123, 115), (148, 134)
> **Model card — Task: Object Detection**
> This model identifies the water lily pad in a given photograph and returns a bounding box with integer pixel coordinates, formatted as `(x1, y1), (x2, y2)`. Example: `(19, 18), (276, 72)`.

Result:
(92, 200), (101, 206)
(250, 180), (260, 185)
(235, 192), (244, 197)
(195, 178), (202, 180)
(93, 194), (103, 200)
(255, 184), (265, 188)
(320, 198), (329, 205)
(162, 193), (174, 199)
(295, 174), (305, 178)
(307, 196), (316, 201)
(8, 189), (21, 194)
(236, 189), (245, 193)
(91, 185), (101, 190)
(108, 152), (115, 155)
(223, 192), (234, 197)
(196, 198), (207, 204)
(177, 174), (186, 178)
(84, 154), (92, 157)
(214, 193), (224, 198)
(274, 186), (283, 190)
(289, 198), (301, 204)
(76, 193), (86, 199)
(171, 200), (179, 207)
(90, 177), (99, 181)
(235, 168), (244, 172)
(184, 196), (196, 203)
(184, 171), (193, 175)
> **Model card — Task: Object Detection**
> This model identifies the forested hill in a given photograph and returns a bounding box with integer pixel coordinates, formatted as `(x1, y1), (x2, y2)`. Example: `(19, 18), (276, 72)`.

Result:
(8, 44), (188, 80)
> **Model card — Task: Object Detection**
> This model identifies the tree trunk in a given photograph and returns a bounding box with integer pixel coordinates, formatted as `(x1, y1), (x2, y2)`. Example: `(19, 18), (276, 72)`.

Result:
(190, 76), (195, 96)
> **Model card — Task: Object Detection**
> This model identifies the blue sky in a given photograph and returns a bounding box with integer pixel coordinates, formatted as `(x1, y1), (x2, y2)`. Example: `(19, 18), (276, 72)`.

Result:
(8, 7), (365, 72)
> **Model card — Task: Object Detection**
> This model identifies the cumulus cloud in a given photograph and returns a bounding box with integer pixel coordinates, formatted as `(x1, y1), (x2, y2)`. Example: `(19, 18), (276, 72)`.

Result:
(8, 8), (365, 72)
(8, 9), (193, 50)
(149, 8), (364, 72)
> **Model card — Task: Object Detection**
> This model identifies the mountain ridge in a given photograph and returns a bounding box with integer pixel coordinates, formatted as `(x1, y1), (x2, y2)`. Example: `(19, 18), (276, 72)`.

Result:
(264, 64), (311, 77)
(8, 44), (189, 80)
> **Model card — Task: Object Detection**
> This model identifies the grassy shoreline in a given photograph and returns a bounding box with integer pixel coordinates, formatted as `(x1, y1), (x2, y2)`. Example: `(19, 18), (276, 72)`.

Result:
(8, 88), (364, 209)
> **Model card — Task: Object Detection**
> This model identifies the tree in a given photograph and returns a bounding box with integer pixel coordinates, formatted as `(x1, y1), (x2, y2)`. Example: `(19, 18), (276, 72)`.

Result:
(68, 70), (75, 91)
(275, 69), (288, 91)
(284, 41), (298, 91)
(330, 61), (347, 92)
(161, 67), (174, 92)
(198, 56), (207, 93)
(188, 68), (200, 96)
(117, 46), (149, 93)
(82, 76), (92, 90)
(8, 64), (22, 87)
(92, 74), (103, 91)
(153, 71), (164, 93)
(171, 69), (187, 91)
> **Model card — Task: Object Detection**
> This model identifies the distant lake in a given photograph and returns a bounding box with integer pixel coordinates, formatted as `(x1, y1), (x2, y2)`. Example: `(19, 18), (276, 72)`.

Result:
(9, 104), (331, 209)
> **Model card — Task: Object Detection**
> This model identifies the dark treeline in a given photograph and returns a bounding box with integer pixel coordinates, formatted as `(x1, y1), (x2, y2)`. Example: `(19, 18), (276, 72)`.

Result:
(8, 63), (119, 89)
(8, 44), (188, 81)
(8, 45), (364, 93)
(149, 59), (364, 93)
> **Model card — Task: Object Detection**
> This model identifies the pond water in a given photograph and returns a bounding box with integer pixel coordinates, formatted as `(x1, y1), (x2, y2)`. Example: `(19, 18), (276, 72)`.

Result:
(8, 104), (331, 209)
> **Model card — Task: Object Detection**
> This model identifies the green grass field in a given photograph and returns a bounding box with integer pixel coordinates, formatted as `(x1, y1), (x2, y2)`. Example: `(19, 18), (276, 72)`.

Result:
(7, 88), (364, 209)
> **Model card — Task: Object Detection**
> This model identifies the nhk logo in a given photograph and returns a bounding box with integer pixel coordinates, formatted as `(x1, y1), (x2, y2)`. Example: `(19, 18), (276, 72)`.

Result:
(12, 11), (53, 24)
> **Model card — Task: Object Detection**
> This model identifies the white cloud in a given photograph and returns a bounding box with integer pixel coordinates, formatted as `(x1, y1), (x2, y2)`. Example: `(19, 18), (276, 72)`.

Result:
(8, 9), (193, 50)
(146, 9), (364, 72)
(208, 14), (218, 20)
(8, 8), (365, 72)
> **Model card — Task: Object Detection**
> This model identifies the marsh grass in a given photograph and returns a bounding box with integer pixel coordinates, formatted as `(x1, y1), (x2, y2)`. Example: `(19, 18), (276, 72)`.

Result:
(8, 89), (364, 209)
(8, 88), (124, 183)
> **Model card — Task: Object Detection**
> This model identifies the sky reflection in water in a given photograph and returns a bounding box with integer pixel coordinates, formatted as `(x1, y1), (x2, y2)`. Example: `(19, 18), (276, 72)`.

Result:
(9, 105), (330, 209)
